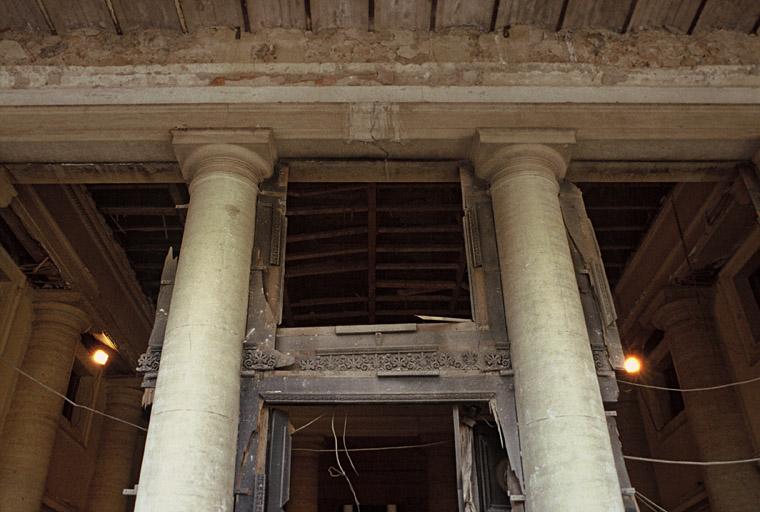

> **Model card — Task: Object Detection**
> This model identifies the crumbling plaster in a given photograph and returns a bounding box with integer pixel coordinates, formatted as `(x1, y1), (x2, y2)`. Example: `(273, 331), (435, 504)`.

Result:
(1, 26), (759, 90)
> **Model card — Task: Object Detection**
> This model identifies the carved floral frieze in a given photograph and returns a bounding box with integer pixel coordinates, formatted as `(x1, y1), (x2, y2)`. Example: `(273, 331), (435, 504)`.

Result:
(297, 350), (511, 372)
(136, 346), (512, 385)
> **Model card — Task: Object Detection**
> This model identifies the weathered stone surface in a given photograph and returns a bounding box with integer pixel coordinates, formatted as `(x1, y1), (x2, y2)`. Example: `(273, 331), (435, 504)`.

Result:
(1, 26), (759, 68)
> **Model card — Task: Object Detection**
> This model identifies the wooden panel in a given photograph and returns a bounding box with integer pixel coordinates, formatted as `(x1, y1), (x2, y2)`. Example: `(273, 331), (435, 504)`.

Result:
(249, 0), (306, 29)
(0, 0), (48, 31)
(109, 0), (182, 31)
(435, 0), (494, 30)
(563, 0), (635, 32)
(375, 0), (431, 30)
(495, 0), (565, 29)
(693, 0), (760, 33)
(42, 0), (114, 33)
(627, 0), (702, 33)
(311, 0), (368, 30)
(179, 0), (243, 30)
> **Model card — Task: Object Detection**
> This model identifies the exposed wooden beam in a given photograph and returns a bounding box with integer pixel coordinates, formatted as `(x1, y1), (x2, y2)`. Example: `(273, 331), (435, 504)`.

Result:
(375, 262), (460, 270)
(286, 262), (368, 278)
(376, 295), (469, 302)
(367, 183), (377, 324)
(99, 206), (180, 216)
(287, 226), (368, 242)
(450, 248), (466, 313)
(377, 225), (460, 234)
(286, 206), (368, 216)
(377, 280), (458, 290)
(288, 185), (368, 197)
(376, 244), (461, 253)
(292, 310), (369, 322)
(291, 296), (370, 308)
(567, 161), (739, 182)
(285, 247), (367, 262)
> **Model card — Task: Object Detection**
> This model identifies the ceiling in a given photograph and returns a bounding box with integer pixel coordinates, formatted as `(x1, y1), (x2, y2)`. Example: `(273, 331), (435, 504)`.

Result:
(2, 0), (759, 35)
(78, 169), (672, 318)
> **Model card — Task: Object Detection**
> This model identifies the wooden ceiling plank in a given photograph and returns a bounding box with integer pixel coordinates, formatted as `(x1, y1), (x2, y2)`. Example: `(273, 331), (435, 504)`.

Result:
(627, 0), (702, 33)
(42, 0), (115, 33)
(495, 0), (565, 30)
(311, 0), (369, 31)
(248, 0), (306, 30)
(178, 0), (244, 30)
(435, 0), (495, 30)
(374, 0), (432, 30)
(692, 0), (760, 33)
(109, 0), (182, 31)
(562, 0), (635, 32)
(0, 0), (49, 31)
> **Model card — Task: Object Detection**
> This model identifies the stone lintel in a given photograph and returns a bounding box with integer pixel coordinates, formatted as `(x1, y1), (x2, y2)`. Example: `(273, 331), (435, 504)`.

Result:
(471, 128), (576, 183)
(172, 128), (276, 185)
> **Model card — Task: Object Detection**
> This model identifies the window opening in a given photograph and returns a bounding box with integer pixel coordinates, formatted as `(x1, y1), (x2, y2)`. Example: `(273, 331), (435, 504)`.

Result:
(283, 182), (471, 327)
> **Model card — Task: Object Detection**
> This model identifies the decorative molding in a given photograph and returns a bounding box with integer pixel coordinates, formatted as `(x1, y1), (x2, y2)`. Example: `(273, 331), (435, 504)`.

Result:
(253, 474), (266, 512)
(297, 350), (511, 372)
(592, 346), (612, 372)
(241, 347), (278, 371)
(137, 347), (512, 387)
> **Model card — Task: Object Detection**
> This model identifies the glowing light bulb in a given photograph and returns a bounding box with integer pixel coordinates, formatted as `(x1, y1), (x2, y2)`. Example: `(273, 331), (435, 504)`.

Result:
(623, 355), (641, 375)
(92, 349), (109, 366)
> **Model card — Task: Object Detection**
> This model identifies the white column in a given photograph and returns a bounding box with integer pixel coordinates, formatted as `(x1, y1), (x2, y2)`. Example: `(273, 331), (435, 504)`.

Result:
(135, 130), (275, 511)
(652, 289), (760, 512)
(0, 296), (89, 511)
(86, 381), (144, 512)
(473, 131), (624, 512)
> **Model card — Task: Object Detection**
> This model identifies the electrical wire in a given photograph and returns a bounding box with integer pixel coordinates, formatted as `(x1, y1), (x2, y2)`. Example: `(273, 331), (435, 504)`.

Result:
(330, 414), (360, 512)
(624, 454), (760, 466)
(0, 357), (147, 432)
(293, 440), (450, 453)
(635, 491), (669, 512)
(342, 414), (359, 476)
(291, 413), (325, 434)
(618, 374), (760, 392)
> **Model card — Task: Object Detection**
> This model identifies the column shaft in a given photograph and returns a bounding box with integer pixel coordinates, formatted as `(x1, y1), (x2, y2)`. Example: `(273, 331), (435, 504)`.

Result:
(0, 300), (88, 511)
(481, 144), (623, 511)
(135, 135), (272, 511)
(655, 295), (760, 511)
(86, 383), (144, 512)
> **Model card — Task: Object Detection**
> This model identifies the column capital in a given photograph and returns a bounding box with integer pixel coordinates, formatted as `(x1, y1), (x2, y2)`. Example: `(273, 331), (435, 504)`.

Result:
(31, 291), (90, 333)
(470, 128), (575, 183)
(647, 286), (713, 332)
(172, 129), (276, 186)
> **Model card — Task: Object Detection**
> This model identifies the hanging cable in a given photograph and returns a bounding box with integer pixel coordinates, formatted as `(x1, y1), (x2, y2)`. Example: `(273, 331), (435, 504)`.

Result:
(342, 414), (359, 476)
(618, 374), (760, 392)
(291, 413), (325, 434)
(293, 440), (450, 453)
(330, 413), (360, 512)
(624, 454), (760, 466)
(0, 357), (147, 432)
(635, 491), (669, 512)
